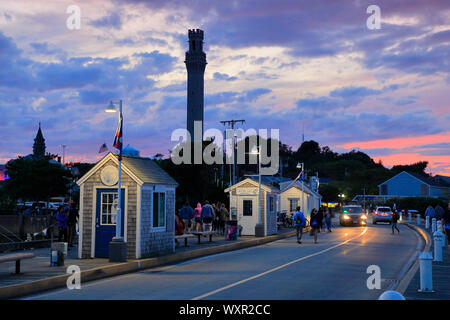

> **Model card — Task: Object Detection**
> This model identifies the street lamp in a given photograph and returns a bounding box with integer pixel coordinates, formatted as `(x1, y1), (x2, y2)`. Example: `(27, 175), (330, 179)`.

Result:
(251, 145), (264, 237)
(105, 100), (126, 262)
(339, 193), (345, 208)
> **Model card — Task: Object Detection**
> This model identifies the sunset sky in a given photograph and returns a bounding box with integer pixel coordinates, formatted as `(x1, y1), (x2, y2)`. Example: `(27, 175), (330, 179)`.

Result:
(0, 0), (449, 175)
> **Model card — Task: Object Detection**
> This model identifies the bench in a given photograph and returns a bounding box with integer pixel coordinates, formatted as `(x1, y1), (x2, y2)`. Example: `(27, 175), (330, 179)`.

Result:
(0, 252), (35, 274)
(191, 231), (216, 244)
(175, 234), (195, 247)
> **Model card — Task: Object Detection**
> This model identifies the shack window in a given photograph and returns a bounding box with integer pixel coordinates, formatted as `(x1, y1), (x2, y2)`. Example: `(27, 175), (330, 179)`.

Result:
(243, 200), (253, 216)
(153, 192), (166, 228)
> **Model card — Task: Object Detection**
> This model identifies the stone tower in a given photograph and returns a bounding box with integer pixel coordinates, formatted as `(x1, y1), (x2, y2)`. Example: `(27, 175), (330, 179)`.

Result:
(33, 122), (46, 158)
(185, 29), (207, 141)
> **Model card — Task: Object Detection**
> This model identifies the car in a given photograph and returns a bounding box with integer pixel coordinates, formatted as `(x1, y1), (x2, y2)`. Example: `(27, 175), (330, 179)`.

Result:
(339, 205), (368, 226)
(373, 206), (393, 224)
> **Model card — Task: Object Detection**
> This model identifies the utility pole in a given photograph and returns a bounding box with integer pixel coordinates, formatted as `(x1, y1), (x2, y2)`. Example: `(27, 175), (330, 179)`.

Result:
(363, 187), (366, 213)
(220, 119), (245, 186)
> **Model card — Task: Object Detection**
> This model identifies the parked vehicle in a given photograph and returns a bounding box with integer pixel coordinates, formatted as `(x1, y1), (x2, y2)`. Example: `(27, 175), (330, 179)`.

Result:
(339, 205), (367, 226)
(373, 206), (393, 224)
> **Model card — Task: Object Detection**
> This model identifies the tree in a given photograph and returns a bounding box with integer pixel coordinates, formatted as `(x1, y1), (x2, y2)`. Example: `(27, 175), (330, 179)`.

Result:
(4, 156), (72, 202)
(391, 161), (428, 176)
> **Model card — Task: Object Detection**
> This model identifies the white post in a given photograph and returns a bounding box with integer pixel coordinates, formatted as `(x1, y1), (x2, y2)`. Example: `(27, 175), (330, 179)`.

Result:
(432, 218), (437, 233)
(426, 216), (430, 229)
(115, 100), (123, 241)
(399, 211), (403, 222)
(418, 252), (433, 292)
(258, 151), (261, 226)
(408, 212), (412, 223)
(433, 230), (444, 262)
(417, 214), (421, 225)
(301, 163), (304, 215)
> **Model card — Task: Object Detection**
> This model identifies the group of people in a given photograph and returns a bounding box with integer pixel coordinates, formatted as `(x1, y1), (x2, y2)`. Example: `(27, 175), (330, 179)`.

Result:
(176, 201), (230, 236)
(292, 206), (333, 244)
(426, 203), (450, 246)
(56, 201), (79, 247)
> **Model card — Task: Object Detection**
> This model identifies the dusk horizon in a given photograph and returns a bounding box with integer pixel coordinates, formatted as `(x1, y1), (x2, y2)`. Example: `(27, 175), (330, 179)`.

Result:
(0, 0), (449, 176)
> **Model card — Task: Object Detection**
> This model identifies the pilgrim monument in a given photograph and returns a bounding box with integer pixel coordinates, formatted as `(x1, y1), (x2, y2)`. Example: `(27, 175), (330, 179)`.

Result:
(185, 29), (207, 141)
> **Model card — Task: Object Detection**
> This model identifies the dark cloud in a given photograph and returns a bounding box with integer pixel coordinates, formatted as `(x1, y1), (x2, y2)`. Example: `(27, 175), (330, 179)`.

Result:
(213, 72), (237, 81)
(90, 12), (123, 30)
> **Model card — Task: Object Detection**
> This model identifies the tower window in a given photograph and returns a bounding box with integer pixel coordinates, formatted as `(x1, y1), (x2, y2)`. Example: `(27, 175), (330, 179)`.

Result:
(192, 40), (196, 51)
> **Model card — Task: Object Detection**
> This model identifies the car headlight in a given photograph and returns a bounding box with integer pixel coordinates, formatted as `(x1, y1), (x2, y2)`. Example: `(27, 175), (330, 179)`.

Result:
(361, 215), (367, 219)
(343, 214), (350, 220)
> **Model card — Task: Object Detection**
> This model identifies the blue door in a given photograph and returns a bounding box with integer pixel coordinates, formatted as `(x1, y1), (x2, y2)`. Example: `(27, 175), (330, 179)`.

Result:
(95, 188), (125, 258)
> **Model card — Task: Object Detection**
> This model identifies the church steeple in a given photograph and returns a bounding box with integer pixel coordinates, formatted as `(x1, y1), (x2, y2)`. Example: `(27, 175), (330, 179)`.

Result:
(33, 122), (46, 158)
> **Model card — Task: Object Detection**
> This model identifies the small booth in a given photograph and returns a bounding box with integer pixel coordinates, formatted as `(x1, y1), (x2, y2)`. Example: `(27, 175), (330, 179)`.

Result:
(76, 152), (178, 259)
(279, 180), (322, 218)
(225, 177), (280, 236)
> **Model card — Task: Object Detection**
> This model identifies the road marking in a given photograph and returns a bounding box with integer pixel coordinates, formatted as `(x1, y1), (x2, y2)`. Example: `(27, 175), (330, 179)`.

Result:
(192, 227), (368, 300)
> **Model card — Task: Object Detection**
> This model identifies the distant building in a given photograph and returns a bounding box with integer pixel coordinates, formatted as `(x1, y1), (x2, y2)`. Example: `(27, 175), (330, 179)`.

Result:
(32, 122), (46, 158)
(0, 164), (8, 181)
(225, 176), (322, 236)
(378, 171), (450, 199)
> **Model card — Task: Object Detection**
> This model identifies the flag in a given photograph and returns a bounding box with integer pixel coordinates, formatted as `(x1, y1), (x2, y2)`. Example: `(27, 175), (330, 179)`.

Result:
(295, 170), (304, 182)
(98, 143), (108, 153)
(113, 112), (123, 160)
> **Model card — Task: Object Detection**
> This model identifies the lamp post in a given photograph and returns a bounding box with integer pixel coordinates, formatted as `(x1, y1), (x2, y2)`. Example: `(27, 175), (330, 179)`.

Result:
(297, 163), (304, 214)
(105, 100), (127, 262)
(339, 193), (345, 208)
(251, 145), (264, 237)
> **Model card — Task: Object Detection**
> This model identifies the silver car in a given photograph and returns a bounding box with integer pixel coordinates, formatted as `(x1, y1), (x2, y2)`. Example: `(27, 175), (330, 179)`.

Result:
(339, 205), (368, 226)
(373, 206), (393, 224)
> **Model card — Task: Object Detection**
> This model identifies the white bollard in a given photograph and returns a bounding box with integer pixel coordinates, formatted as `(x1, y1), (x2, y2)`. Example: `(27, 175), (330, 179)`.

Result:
(418, 252), (433, 292)
(436, 221), (445, 248)
(417, 214), (421, 225)
(433, 230), (444, 262)
(399, 212), (403, 222)
(433, 230), (445, 262)
(408, 212), (412, 223)
(426, 216), (430, 229)
(378, 290), (405, 300)
(432, 218), (437, 233)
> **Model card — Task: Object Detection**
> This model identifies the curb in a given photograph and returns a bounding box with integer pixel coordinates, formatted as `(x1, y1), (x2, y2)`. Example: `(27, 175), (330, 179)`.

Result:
(0, 230), (297, 299)
(391, 223), (431, 294)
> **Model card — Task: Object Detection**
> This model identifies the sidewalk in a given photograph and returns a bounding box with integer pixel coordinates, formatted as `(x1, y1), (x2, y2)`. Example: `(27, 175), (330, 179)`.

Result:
(403, 221), (449, 300)
(0, 227), (296, 298)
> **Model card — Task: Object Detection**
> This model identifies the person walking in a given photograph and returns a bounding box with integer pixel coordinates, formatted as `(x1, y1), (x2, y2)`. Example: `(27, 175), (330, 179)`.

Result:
(179, 202), (194, 233)
(324, 207), (332, 232)
(194, 203), (202, 232)
(201, 200), (214, 231)
(317, 207), (325, 233)
(442, 204), (450, 248)
(212, 203), (220, 232)
(435, 205), (445, 221)
(310, 208), (322, 244)
(56, 205), (68, 242)
(293, 206), (306, 244)
(220, 203), (230, 235)
(425, 205), (436, 221)
(392, 210), (400, 234)
(67, 202), (79, 247)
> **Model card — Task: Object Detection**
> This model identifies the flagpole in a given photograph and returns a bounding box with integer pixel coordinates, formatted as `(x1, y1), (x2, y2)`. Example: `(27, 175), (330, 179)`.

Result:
(115, 100), (123, 241)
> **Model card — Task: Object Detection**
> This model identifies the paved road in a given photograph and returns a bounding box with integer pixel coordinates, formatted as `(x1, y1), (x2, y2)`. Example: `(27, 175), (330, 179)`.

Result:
(25, 222), (419, 300)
